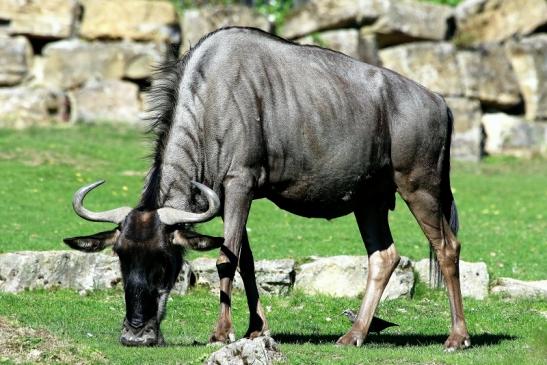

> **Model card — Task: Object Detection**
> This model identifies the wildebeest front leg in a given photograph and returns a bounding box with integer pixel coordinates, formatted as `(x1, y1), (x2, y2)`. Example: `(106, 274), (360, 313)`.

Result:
(210, 179), (253, 343)
(337, 203), (400, 346)
(239, 231), (270, 338)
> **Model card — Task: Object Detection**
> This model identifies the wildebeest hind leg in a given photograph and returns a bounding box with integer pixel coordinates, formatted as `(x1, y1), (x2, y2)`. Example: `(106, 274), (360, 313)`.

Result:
(239, 231), (270, 338)
(337, 202), (400, 346)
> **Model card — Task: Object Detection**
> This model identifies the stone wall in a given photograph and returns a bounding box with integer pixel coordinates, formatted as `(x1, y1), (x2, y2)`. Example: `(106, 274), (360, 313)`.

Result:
(1, 0), (546, 159)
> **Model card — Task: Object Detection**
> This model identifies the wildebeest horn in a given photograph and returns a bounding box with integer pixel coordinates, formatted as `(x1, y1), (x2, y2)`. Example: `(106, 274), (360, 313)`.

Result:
(72, 180), (131, 224)
(157, 182), (220, 225)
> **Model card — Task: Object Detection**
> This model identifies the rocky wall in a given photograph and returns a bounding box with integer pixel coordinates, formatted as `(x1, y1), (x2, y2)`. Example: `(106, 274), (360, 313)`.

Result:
(0, 0), (546, 159)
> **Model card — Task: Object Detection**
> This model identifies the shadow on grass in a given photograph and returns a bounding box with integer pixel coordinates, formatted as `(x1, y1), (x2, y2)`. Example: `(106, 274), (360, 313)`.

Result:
(272, 332), (516, 348)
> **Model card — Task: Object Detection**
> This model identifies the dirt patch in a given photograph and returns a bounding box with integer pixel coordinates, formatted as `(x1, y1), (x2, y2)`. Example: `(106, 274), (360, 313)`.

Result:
(0, 148), (104, 167)
(0, 316), (105, 364)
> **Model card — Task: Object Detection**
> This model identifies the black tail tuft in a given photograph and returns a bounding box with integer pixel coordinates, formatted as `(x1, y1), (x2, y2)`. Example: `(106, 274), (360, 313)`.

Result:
(430, 106), (459, 289)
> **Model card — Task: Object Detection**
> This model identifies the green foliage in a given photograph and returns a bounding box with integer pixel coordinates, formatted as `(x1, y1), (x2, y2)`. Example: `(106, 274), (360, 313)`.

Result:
(254, 0), (294, 28)
(421, 0), (462, 6)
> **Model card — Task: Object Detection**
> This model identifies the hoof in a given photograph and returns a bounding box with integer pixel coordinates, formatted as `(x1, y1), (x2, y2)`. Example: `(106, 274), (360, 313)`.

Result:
(336, 331), (365, 347)
(209, 330), (236, 344)
(444, 334), (471, 352)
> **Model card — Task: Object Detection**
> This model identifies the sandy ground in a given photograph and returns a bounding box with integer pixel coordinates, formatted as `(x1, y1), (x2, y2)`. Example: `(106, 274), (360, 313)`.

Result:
(0, 316), (105, 364)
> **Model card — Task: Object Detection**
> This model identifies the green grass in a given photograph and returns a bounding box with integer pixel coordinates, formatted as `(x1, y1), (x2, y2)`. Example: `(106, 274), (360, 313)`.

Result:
(1, 124), (546, 280)
(0, 287), (545, 364)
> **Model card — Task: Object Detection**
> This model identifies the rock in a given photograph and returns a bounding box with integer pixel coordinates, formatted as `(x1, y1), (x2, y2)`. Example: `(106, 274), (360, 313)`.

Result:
(445, 97), (483, 161)
(296, 29), (360, 59)
(280, 0), (387, 39)
(0, 35), (32, 86)
(0, 251), (192, 294)
(40, 39), (164, 89)
(455, 0), (547, 46)
(357, 29), (380, 65)
(506, 34), (547, 121)
(364, 0), (453, 48)
(491, 278), (547, 298)
(0, 0), (79, 39)
(190, 258), (295, 295)
(69, 79), (142, 123)
(379, 42), (462, 96)
(456, 46), (521, 108)
(481, 113), (547, 157)
(0, 86), (67, 128)
(80, 0), (179, 43)
(206, 336), (285, 365)
(294, 256), (414, 299)
(180, 5), (270, 53)
(414, 259), (489, 300)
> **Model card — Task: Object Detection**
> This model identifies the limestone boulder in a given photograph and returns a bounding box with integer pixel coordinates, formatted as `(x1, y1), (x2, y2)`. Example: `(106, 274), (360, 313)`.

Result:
(445, 97), (483, 161)
(0, 86), (67, 128)
(69, 79), (142, 123)
(491, 278), (547, 299)
(414, 259), (489, 300)
(281, 0), (387, 39)
(455, 0), (547, 46)
(180, 5), (270, 53)
(506, 34), (547, 121)
(358, 29), (380, 65)
(379, 42), (462, 96)
(0, 251), (192, 294)
(40, 39), (164, 88)
(190, 258), (295, 295)
(295, 256), (414, 300)
(481, 113), (547, 157)
(80, 0), (179, 43)
(457, 47), (521, 108)
(365, 0), (453, 48)
(0, 35), (33, 86)
(206, 336), (285, 365)
(296, 29), (360, 59)
(0, 0), (79, 39)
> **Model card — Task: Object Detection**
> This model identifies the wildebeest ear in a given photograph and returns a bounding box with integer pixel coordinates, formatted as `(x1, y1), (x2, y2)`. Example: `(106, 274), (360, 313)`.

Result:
(63, 228), (120, 252)
(172, 230), (224, 251)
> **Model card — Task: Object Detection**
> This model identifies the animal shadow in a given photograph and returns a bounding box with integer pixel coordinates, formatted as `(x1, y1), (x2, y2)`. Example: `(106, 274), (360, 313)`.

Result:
(273, 332), (516, 348)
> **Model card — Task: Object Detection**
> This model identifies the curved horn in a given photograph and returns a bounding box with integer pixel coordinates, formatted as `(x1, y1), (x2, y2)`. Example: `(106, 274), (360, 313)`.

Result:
(157, 182), (220, 225)
(72, 180), (131, 224)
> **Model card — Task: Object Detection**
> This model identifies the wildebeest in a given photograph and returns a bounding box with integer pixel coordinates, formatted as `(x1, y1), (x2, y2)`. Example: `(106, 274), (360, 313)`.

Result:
(64, 27), (470, 350)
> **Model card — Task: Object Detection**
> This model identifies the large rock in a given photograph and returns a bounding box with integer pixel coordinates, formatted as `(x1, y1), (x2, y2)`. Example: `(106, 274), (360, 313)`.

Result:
(506, 34), (547, 121)
(455, 0), (547, 46)
(296, 29), (361, 59)
(281, 0), (386, 39)
(456, 46), (521, 108)
(0, 35), (32, 86)
(0, 0), (79, 39)
(414, 259), (489, 300)
(0, 251), (192, 294)
(180, 5), (270, 53)
(379, 42), (462, 96)
(191, 258), (295, 295)
(445, 97), (483, 161)
(80, 0), (178, 43)
(491, 278), (547, 299)
(364, 0), (453, 48)
(0, 86), (67, 128)
(481, 113), (547, 157)
(206, 336), (285, 365)
(69, 79), (142, 123)
(295, 256), (414, 299)
(40, 39), (164, 89)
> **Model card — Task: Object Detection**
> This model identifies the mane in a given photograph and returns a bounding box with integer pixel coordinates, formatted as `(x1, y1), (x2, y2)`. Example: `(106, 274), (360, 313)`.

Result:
(139, 30), (219, 209)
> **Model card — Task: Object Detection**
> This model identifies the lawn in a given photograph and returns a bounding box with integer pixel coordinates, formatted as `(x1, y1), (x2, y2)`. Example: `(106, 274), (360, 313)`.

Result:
(0, 124), (546, 364)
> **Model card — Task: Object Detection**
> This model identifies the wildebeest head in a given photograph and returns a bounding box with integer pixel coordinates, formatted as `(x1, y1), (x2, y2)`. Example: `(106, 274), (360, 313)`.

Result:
(63, 181), (223, 346)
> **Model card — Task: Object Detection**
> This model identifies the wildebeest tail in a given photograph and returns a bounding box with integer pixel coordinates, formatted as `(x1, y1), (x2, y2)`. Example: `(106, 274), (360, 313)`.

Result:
(430, 106), (459, 288)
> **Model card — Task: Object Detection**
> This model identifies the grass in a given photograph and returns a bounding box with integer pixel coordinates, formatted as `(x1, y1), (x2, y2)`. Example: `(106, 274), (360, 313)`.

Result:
(0, 124), (546, 280)
(0, 123), (546, 363)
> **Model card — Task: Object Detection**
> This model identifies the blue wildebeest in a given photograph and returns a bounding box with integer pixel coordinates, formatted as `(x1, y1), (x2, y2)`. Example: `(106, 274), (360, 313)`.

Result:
(64, 27), (470, 350)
